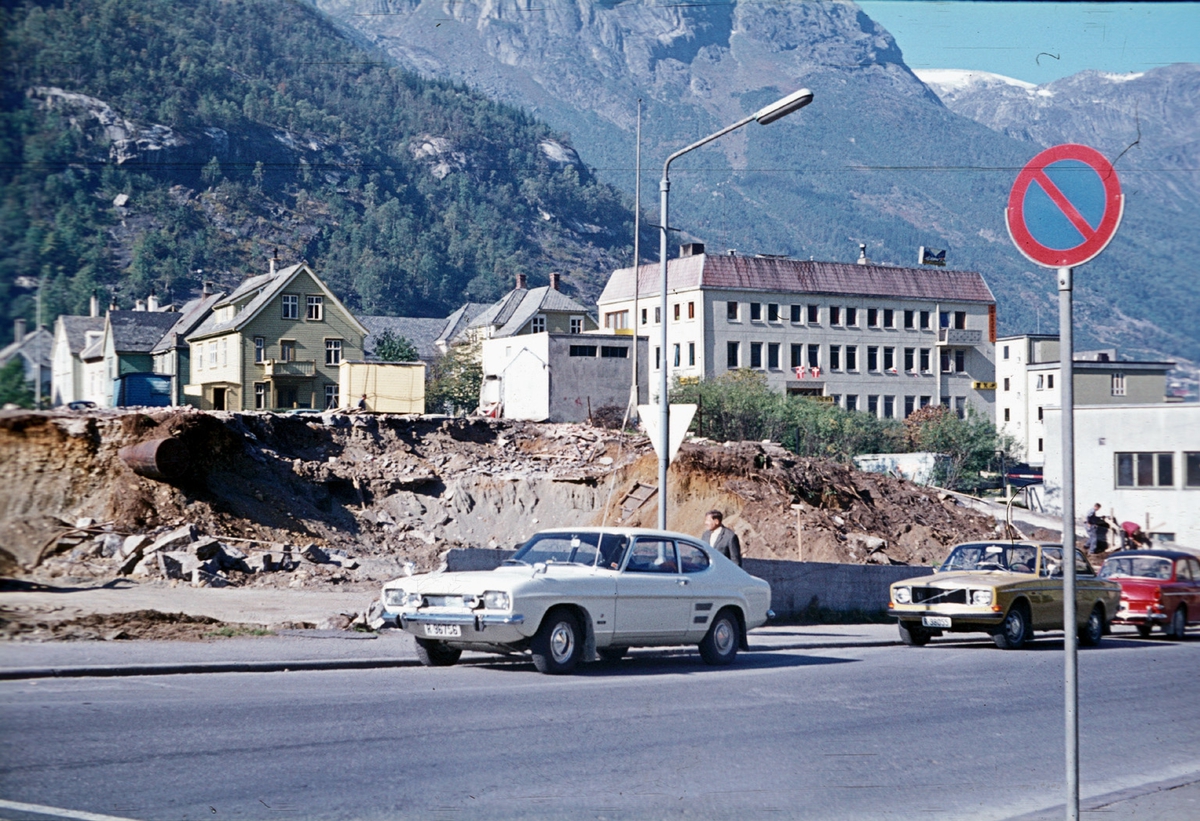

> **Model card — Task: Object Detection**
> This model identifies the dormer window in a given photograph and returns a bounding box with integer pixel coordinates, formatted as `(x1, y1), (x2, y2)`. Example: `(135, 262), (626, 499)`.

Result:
(530, 316), (546, 333)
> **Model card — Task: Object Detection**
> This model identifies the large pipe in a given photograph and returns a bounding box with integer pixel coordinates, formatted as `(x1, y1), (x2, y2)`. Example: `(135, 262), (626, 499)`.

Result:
(119, 437), (190, 481)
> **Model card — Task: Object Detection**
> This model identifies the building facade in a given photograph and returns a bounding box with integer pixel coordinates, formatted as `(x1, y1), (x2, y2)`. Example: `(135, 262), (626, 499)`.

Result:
(597, 246), (997, 418)
(996, 335), (1174, 465)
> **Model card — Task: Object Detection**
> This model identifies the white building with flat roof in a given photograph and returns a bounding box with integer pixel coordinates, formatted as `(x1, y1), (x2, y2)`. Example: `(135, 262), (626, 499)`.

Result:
(597, 245), (997, 419)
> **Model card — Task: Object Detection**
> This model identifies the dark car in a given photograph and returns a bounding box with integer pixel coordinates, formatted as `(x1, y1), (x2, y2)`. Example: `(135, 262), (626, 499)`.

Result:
(1100, 550), (1200, 639)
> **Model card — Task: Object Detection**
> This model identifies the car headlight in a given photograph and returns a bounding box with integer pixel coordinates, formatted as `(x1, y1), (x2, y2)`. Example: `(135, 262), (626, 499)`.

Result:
(483, 590), (510, 610)
(384, 588), (406, 606)
(971, 589), (994, 606)
(894, 587), (911, 604)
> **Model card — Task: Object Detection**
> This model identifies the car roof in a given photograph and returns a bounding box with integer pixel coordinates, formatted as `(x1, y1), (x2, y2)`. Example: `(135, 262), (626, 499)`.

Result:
(530, 526), (705, 543)
(952, 541), (1060, 548)
(1103, 549), (1196, 561)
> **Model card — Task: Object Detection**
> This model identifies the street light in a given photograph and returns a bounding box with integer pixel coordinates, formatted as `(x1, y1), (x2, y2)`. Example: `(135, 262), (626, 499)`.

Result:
(655, 87), (814, 530)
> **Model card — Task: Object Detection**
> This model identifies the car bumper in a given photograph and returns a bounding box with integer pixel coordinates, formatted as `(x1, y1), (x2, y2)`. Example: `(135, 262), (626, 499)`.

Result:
(888, 606), (1006, 626)
(1111, 605), (1168, 626)
(390, 609), (527, 644)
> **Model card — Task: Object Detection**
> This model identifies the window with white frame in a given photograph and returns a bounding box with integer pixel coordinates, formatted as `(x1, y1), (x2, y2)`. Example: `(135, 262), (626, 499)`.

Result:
(790, 304), (802, 323)
(306, 295), (324, 321)
(254, 336), (265, 364)
(1112, 373), (1126, 396)
(750, 342), (763, 369)
(867, 346), (879, 372)
(208, 342), (217, 368)
(1116, 452), (1174, 488)
(282, 294), (299, 320)
(768, 303), (779, 322)
(325, 339), (342, 366)
(324, 384), (339, 410)
(254, 383), (268, 410)
(727, 301), (739, 321)
(867, 308), (879, 328)
(830, 306), (841, 326)
(1186, 452), (1200, 488)
(919, 348), (931, 372)
(830, 345), (841, 370)
(846, 345), (858, 371)
(727, 341), (739, 368)
(688, 342), (695, 366)
(846, 307), (857, 326)
(570, 316), (583, 334)
(221, 337), (228, 367)
(768, 343), (780, 369)
(195, 344), (204, 371)
(750, 303), (762, 321)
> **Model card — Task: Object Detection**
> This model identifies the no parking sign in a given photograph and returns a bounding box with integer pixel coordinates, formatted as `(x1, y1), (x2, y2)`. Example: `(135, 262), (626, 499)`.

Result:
(1005, 144), (1123, 269)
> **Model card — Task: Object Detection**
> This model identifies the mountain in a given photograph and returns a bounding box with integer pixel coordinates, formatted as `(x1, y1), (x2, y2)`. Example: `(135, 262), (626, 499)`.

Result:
(1, 0), (634, 343)
(314, 0), (1200, 365)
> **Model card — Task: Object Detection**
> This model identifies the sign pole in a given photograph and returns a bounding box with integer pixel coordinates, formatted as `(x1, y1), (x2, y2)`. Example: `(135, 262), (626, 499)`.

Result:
(1059, 265), (1078, 821)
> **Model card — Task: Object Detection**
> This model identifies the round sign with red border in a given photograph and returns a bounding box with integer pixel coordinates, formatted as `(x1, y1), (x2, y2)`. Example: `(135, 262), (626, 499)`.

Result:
(1006, 144), (1123, 268)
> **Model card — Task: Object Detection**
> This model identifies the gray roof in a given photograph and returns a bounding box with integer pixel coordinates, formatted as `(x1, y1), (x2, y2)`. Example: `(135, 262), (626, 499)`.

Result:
(438, 302), (490, 348)
(0, 326), (53, 368)
(151, 292), (225, 353)
(359, 315), (448, 361)
(108, 311), (182, 353)
(598, 254), (996, 304)
(56, 316), (106, 356)
(468, 287), (592, 338)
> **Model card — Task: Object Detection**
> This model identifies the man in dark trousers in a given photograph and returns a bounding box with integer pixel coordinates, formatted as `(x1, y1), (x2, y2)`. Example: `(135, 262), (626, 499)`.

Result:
(701, 509), (742, 566)
(1085, 503), (1108, 554)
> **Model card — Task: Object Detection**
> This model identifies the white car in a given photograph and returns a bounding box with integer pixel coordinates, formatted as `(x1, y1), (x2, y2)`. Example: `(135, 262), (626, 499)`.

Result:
(380, 527), (774, 674)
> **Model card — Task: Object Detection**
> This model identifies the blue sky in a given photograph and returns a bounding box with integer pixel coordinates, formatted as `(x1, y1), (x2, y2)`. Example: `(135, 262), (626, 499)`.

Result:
(857, 2), (1200, 85)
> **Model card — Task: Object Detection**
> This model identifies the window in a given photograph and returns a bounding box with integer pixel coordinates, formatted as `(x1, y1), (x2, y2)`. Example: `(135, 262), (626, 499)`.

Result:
(791, 304), (802, 323)
(867, 395), (878, 415)
(688, 342), (695, 366)
(904, 348), (915, 372)
(940, 311), (950, 328)
(325, 339), (342, 366)
(641, 308), (648, 326)
(654, 307), (661, 324)
(655, 346), (661, 369)
(679, 542), (710, 573)
(955, 397), (966, 419)
(1117, 453), (1174, 488)
(1187, 453), (1200, 488)
(955, 350), (965, 372)
(603, 311), (628, 330)
(1004, 408), (1010, 422)
(807, 344), (819, 368)
(904, 396), (915, 417)
(768, 343), (780, 370)
(324, 383), (339, 410)
(221, 337), (228, 367)
(673, 303), (680, 321)
(884, 396), (895, 418)
(601, 346), (628, 358)
(845, 307), (857, 326)
(920, 310), (931, 329)
(688, 301), (695, 319)
(830, 306), (841, 326)
(570, 317), (583, 334)
(883, 347), (895, 371)
(531, 316), (546, 333)
(920, 395), (931, 408)
(904, 310), (915, 329)
(306, 295), (324, 321)
(673, 344), (681, 367)
(195, 343), (204, 371)
(846, 395), (858, 411)
(807, 305), (820, 324)
(727, 341), (739, 368)
(750, 303), (762, 321)
(1036, 375), (1044, 390)
(208, 342), (217, 368)
(955, 311), (966, 330)
(569, 345), (597, 357)
(254, 336), (265, 364)
(750, 342), (763, 369)
(625, 539), (679, 574)
(254, 383), (267, 410)
(727, 301), (739, 321)
(1037, 406), (1044, 422)
(941, 350), (951, 372)
(280, 340), (295, 362)
(282, 294), (299, 320)
(791, 344), (803, 369)
(919, 348), (931, 372)
(1002, 344), (1010, 360)
(1038, 438), (1044, 452)
(1112, 373), (1126, 396)
(829, 345), (841, 371)
(867, 308), (879, 328)
(845, 345), (857, 371)
(1048, 374), (1054, 389)
(883, 309), (894, 328)
(768, 303), (779, 322)
(941, 396), (950, 409)
(867, 346), (879, 372)
(1003, 377), (1010, 391)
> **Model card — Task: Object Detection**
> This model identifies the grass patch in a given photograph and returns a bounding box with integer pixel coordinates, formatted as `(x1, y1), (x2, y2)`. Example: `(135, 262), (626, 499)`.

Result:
(204, 626), (275, 638)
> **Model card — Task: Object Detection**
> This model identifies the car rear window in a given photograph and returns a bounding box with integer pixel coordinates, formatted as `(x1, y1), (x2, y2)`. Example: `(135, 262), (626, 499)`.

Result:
(1100, 557), (1173, 580)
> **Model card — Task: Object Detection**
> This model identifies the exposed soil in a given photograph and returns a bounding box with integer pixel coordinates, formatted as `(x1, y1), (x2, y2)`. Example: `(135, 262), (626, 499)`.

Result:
(0, 607), (287, 642)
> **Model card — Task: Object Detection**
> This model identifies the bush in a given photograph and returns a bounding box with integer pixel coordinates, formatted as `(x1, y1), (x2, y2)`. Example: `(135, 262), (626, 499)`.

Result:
(903, 405), (1013, 491)
(0, 359), (34, 408)
(372, 330), (419, 363)
(425, 342), (483, 415)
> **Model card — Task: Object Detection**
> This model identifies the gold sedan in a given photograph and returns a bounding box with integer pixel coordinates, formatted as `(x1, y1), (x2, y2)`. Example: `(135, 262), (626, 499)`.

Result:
(888, 542), (1122, 649)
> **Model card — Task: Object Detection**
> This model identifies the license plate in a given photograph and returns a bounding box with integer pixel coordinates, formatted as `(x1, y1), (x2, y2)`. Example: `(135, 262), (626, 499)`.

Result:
(922, 616), (952, 628)
(423, 624), (461, 638)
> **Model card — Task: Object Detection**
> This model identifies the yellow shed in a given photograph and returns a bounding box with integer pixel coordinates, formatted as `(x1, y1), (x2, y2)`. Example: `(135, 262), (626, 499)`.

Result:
(339, 361), (426, 413)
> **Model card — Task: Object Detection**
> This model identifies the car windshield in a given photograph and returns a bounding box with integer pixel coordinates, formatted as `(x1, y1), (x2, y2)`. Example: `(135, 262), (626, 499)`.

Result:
(507, 532), (629, 568)
(939, 543), (1037, 574)
(1100, 556), (1173, 580)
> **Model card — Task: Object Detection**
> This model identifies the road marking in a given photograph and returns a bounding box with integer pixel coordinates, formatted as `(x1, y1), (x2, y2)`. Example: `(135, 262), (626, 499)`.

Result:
(0, 798), (140, 821)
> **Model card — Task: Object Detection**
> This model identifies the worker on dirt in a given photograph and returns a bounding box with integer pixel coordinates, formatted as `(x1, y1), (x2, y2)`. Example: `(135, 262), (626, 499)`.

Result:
(700, 509), (742, 567)
(357, 394), (368, 411)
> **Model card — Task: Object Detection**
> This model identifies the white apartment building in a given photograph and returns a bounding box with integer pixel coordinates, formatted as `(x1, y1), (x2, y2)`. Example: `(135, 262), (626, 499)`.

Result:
(596, 245), (997, 419)
(996, 335), (1174, 466)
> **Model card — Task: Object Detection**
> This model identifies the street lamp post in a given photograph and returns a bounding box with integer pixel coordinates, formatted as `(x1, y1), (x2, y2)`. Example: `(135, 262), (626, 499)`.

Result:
(656, 88), (814, 530)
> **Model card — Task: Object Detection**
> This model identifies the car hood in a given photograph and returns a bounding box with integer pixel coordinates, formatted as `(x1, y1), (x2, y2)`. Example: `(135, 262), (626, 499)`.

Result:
(383, 563), (600, 594)
(899, 570), (1038, 588)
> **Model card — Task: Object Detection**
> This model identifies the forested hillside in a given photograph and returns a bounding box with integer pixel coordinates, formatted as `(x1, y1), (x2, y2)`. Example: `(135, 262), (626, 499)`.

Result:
(0, 0), (635, 342)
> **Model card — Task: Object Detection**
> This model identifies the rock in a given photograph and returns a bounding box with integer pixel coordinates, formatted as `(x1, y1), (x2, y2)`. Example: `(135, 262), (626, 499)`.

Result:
(144, 524), (197, 556)
(864, 536), (887, 552)
(243, 553), (275, 573)
(329, 555), (359, 570)
(100, 533), (124, 558)
(316, 613), (353, 630)
(75, 517), (95, 529)
(191, 560), (225, 587)
(158, 551), (205, 580)
(300, 544), (329, 564)
(366, 600), (387, 630)
(192, 537), (223, 560)
(119, 534), (149, 559)
(130, 555), (160, 578)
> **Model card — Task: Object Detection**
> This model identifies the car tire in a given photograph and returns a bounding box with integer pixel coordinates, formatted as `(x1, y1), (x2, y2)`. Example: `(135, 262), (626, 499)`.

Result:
(699, 609), (740, 666)
(992, 602), (1031, 650)
(414, 638), (462, 667)
(1079, 605), (1105, 647)
(596, 646), (628, 662)
(1136, 623), (1153, 639)
(898, 621), (931, 647)
(1166, 606), (1187, 641)
(531, 608), (583, 674)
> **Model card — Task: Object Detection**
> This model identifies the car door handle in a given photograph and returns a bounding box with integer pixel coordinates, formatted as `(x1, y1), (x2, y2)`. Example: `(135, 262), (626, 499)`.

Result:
(677, 579), (688, 586)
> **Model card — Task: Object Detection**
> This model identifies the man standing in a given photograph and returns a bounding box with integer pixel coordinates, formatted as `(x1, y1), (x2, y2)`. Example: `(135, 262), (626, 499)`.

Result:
(1085, 503), (1107, 554)
(701, 509), (742, 567)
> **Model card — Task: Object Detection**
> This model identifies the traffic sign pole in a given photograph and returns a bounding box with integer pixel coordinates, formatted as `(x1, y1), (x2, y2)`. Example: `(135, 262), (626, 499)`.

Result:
(1059, 266), (1079, 821)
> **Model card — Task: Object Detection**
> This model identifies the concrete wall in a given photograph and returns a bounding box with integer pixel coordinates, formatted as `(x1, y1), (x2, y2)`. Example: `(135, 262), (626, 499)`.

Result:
(441, 548), (933, 618)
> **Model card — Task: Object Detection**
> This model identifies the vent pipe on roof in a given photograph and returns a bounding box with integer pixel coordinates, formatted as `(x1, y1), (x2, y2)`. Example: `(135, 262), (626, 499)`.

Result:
(857, 243), (869, 265)
(269, 248), (279, 276)
(134, 299), (146, 312)
(727, 249), (737, 256)
(89, 291), (99, 318)
(549, 272), (561, 291)
(202, 280), (214, 296)
(516, 272), (527, 290)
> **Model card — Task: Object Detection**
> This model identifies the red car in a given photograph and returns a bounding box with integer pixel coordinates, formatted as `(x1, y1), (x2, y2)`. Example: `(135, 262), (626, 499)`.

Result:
(1100, 550), (1200, 639)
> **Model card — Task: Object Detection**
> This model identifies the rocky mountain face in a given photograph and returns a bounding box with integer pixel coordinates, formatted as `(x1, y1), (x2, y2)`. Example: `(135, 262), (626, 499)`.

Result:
(315, 0), (1200, 364)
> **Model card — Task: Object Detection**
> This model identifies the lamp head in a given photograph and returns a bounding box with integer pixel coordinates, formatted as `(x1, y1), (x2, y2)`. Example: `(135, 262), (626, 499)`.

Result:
(753, 88), (814, 125)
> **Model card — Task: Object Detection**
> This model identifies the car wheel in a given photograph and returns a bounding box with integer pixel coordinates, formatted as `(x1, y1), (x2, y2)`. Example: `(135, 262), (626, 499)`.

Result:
(699, 609), (740, 666)
(898, 621), (931, 647)
(1136, 623), (1153, 639)
(414, 638), (462, 667)
(596, 646), (628, 662)
(992, 602), (1031, 650)
(1166, 606), (1187, 641)
(531, 608), (583, 674)
(1079, 605), (1105, 647)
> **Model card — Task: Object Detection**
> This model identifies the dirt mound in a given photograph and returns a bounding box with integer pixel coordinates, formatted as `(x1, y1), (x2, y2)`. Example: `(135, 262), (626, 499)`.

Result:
(0, 608), (282, 642)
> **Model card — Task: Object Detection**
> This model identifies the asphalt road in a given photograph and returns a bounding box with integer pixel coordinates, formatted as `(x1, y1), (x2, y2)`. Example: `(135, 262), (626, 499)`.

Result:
(1, 636), (1198, 821)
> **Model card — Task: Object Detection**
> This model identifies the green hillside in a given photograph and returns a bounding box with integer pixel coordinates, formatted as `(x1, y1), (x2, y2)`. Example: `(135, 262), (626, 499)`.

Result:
(0, 0), (634, 340)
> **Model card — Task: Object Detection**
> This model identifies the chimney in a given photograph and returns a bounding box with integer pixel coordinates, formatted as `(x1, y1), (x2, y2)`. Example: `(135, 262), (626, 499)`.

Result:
(89, 291), (99, 317)
(202, 280), (214, 296)
(134, 299), (146, 312)
(269, 248), (279, 276)
(680, 242), (705, 257)
(13, 318), (26, 343)
(109, 291), (118, 311)
(516, 272), (527, 290)
(147, 287), (159, 312)
(857, 243), (869, 265)
(549, 272), (561, 291)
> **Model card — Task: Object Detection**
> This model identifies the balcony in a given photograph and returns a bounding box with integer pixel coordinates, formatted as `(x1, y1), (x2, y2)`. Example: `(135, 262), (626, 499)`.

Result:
(263, 359), (316, 378)
(938, 328), (982, 346)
